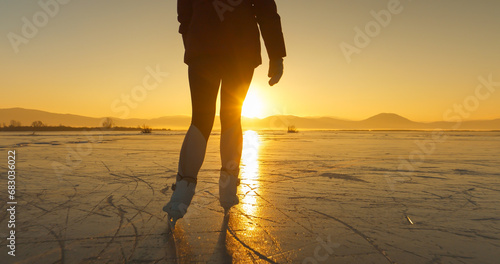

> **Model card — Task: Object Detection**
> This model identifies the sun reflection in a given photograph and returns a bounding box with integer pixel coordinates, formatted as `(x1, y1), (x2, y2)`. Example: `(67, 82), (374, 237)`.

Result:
(227, 130), (270, 259)
(240, 130), (261, 217)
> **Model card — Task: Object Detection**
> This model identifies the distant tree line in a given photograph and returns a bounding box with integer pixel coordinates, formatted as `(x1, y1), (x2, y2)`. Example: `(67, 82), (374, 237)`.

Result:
(0, 118), (162, 132)
(1, 120), (47, 128)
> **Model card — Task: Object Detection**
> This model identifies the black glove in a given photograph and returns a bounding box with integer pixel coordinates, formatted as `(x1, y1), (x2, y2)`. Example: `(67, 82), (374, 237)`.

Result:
(268, 58), (284, 86)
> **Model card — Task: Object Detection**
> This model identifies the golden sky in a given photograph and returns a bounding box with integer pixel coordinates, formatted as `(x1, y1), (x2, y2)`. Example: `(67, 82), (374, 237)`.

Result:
(1, 0), (499, 122)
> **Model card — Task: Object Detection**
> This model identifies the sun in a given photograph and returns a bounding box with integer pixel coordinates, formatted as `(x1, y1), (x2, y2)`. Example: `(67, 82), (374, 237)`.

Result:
(242, 87), (265, 118)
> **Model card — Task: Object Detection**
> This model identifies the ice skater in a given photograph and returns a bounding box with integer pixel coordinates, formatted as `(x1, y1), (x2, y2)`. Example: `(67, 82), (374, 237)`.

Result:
(163, 0), (287, 228)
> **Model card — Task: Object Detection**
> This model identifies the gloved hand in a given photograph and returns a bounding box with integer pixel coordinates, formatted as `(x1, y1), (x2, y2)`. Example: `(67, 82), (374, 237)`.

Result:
(268, 58), (284, 86)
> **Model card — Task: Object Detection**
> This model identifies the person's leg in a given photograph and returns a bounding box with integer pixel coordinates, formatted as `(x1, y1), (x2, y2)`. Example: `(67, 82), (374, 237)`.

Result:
(219, 61), (255, 210)
(178, 59), (221, 179)
(163, 58), (221, 225)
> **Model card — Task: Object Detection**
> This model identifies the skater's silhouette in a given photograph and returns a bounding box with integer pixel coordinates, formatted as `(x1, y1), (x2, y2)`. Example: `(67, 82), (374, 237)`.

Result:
(163, 0), (286, 228)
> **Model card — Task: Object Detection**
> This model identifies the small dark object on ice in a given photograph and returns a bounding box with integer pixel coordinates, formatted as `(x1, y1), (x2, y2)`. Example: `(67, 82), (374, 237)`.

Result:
(287, 125), (298, 133)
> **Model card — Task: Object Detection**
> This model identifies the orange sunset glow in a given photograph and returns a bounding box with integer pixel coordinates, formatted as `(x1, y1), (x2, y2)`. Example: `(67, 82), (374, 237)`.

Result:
(1, 0), (499, 122)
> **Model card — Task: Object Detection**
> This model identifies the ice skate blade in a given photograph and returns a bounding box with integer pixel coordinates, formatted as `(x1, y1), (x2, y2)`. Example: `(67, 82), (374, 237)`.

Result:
(167, 215), (178, 230)
(222, 203), (238, 215)
(220, 197), (239, 212)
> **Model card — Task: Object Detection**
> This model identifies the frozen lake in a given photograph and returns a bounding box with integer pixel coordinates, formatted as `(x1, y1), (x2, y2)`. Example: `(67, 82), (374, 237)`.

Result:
(1, 130), (499, 263)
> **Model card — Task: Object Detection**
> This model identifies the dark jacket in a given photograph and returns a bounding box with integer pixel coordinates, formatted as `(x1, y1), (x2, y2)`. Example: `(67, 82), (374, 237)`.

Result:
(177, 0), (286, 67)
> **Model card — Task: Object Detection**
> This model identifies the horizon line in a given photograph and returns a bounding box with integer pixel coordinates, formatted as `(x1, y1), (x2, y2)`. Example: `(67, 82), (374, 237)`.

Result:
(1, 107), (499, 123)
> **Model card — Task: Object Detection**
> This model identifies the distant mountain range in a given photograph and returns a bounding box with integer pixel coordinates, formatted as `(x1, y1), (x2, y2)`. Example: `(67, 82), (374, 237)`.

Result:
(1, 108), (500, 130)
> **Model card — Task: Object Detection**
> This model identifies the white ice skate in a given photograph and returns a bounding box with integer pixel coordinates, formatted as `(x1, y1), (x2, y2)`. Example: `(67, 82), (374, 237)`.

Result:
(219, 169), (240, 212)
(163, 174), (197, 229)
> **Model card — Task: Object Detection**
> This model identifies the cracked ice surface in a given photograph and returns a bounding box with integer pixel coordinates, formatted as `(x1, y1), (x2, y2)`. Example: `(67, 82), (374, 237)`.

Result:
(0, 130), (499, 263)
